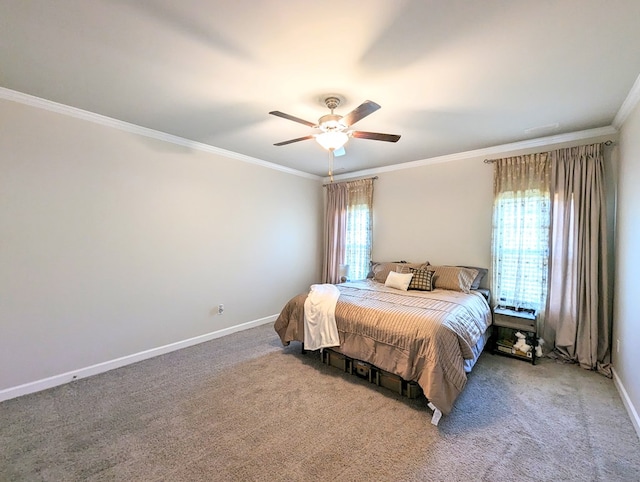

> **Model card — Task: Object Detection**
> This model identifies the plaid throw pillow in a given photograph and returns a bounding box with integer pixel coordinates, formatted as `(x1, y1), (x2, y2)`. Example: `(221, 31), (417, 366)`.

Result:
(408, 268), (433, 291)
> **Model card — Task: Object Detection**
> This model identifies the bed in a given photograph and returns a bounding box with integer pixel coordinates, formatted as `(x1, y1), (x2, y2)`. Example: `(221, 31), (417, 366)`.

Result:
(274, 263), (492, 424)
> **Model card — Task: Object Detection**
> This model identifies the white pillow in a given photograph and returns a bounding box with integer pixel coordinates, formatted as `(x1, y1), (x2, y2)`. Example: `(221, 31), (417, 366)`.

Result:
(384, 271), (413, 291)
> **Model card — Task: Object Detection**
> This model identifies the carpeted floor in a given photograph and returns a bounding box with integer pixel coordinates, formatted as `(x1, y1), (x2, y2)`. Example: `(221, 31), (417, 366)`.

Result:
(1, 323), (639, 481)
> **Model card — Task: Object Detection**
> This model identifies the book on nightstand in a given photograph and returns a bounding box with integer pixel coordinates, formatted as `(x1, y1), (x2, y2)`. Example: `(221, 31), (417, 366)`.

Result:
(496, 339), (514, 354)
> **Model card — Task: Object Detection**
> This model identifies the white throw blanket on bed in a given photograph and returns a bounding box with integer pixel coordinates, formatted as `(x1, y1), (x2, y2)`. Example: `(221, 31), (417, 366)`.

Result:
(303, 284), (341, 351)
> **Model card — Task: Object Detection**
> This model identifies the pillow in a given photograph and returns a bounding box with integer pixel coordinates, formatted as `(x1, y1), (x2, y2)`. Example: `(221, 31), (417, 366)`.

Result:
(384, 271), (413, 291)
(408, 268), (434, 291)
(369, 261), (427, 283)
(458, 266), (488, 290)
(429, 265), (478, 293)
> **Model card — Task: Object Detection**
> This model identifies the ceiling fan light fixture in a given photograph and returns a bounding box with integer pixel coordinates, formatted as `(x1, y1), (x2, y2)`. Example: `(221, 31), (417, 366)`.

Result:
(270, 97), (400, 156)
(318, 114), (346, 131)
(315, 131), (349, 151)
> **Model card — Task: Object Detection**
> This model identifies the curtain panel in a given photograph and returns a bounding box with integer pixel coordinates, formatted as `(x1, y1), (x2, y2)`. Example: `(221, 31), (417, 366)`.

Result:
(545, 143), (611, 376)
(322, 182), (348, 284)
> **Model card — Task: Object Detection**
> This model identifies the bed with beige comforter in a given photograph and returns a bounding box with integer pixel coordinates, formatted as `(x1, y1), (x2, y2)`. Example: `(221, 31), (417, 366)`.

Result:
(274, 279), (492, 416)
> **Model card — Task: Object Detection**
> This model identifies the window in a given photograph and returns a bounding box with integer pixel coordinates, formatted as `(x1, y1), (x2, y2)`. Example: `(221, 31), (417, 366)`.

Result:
(344, 201), (372, 280)
(492, 190), (549, 311)
(491, 154), (550, 313)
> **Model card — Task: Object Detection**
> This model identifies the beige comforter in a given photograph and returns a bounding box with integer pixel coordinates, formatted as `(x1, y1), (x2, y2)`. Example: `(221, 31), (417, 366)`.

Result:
(274, 280), (492, 415)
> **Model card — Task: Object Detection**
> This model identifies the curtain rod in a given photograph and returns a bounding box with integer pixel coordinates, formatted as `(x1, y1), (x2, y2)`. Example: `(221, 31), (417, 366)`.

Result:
(322, 176), (378, 187)
(483, 139), (614, 163)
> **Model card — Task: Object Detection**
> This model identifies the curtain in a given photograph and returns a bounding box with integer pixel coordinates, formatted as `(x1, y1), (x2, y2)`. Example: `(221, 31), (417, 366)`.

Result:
(344, 179), (374, 281)
(322, 182), (348, 284)
(322, 179), (374, 284)
(544, 143), (611, 376)
(492, 154), (551, 321)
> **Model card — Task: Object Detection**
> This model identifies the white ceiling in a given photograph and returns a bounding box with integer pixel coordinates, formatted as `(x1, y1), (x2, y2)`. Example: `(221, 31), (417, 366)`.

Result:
(1, 0), (639, 177)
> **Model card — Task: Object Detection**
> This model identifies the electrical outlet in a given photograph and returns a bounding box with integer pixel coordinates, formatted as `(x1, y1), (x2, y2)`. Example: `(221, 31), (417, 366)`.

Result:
(218, 304), (224, 315)
(616, 339), (620, 353)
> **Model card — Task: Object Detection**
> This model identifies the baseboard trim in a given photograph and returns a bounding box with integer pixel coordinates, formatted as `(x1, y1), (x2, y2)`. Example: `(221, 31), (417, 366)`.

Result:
(0, 315), (277, 403)
(612, 367), (640, 441)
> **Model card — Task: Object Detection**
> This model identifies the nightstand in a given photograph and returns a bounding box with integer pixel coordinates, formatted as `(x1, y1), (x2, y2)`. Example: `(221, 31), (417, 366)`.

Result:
(492, 307), (538, 365)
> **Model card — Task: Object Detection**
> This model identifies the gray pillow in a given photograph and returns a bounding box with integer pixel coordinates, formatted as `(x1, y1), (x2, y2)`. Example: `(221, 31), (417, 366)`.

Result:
(459, 266), (488, 290)
(429, 266), (478, 293)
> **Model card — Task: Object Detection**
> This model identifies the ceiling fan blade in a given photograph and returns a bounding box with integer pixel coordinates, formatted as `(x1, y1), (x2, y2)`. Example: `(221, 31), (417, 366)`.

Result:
(269, 111), (316, 127)
(352, 131), (401, 142)
(341, 100), (381, 126)
(273, 135), (314, 146)
(334, 146), (346, 157)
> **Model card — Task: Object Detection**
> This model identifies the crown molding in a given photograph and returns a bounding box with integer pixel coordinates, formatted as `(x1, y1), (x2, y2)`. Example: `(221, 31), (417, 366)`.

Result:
(326, 125), (618, 182)
(0, 87), (321, 182)
(2, 86), (622, 185)
(613, 73), (640, 129)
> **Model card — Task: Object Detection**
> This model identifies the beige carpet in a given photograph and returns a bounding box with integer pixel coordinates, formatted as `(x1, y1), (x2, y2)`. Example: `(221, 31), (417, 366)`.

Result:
(1, 323), (639, 481)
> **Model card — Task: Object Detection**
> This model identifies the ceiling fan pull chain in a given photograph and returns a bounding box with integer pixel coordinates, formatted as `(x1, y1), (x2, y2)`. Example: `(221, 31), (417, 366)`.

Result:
(328, 150), (334, 182)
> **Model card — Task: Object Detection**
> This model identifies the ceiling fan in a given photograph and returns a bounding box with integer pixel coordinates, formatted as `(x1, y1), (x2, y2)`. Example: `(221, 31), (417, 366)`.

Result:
(269, 96), (401, 155)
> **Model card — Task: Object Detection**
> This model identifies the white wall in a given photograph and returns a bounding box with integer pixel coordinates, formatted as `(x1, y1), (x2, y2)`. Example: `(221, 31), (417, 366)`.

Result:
(614, 99), (640, 435)
(0, 98), (323, 394)
(373, 157), (493, 271)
